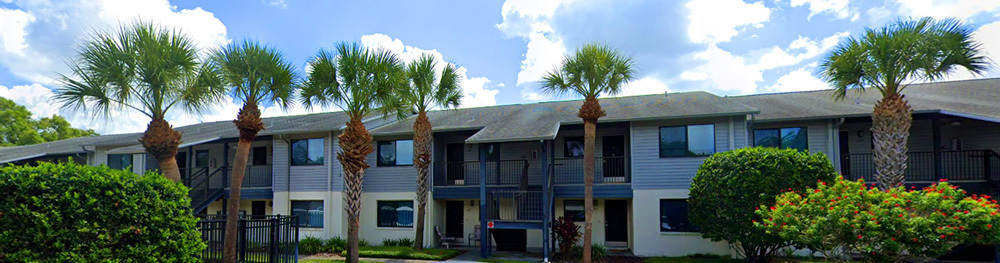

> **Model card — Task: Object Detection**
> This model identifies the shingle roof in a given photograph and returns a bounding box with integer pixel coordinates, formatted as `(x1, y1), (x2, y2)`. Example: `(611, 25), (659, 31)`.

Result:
(0, 133), (142, 163)
(730, 78), (1000, 122)
(371, 91), (760, 143)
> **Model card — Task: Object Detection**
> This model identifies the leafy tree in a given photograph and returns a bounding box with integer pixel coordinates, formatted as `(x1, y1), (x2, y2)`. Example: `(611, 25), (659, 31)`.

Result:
(539, 43), (636, 263)
(0, 97), (96, 146)
(300, 42), (407, 263)
(399, 54), (462, 249)
(55, 22), (224, 182)
(209, 40), (296, 263)
(689, 147), (837, 263)
(821, 17), (988, 189)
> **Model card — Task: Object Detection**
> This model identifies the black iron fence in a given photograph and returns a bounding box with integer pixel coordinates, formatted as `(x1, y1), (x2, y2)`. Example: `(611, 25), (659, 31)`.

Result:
(841, 150), (1000, 182)
(552, 156), (630, 184)
(196, 215), (299, 263)
(443, 160), (529, 186)
(486, 190), (543, 221)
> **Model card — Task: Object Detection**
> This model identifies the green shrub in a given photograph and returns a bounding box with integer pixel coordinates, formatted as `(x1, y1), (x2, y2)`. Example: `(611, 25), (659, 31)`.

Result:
(689, 147), (837, 263)
(340, 246), (460, 260)
(0, 162), (204, 262)
(571, 243), (607, 260)
(381, 237), (412, 247)
(324, 236), (347, 253)
(758, 177), (1000, 262)
(553, 216), (581, 257)
(358, 239), (371, 247)
(300, 236), (325, 254)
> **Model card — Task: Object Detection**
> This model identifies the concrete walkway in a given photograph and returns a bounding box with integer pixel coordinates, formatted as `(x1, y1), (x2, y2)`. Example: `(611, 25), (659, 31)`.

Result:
(300, 253), (438, 263)
(446, 249), (541, 263)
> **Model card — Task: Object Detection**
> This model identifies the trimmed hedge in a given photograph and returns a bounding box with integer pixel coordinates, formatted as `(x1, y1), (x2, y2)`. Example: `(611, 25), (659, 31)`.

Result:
(0, 162), (204, 262)
(689, 147), (837, 262)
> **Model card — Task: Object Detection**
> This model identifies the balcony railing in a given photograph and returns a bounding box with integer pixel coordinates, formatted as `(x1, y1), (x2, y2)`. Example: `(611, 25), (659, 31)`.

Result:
(553, 156), (630, 184)
(441, 160), (529, 186)
(228, 165), (274, 188)
(841, 150), (1000, 182)
(486, 189), (543, 221)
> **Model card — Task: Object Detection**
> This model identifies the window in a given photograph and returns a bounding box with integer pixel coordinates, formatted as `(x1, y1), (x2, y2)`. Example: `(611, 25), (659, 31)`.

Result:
(564, 137), (584, 158)
(292, 201), (323, 228)
(754, 127), (807, 150)
(252, 146), (267, 165)
(377, 140), (414, 166)
(195, 150), (210, 168)
(660, 199), (697, 232)
(659, 124), (716, 158)
(291, 139), (324, 165)
(483, 143), (499, 161)
(108, 154), (132, 170)
(564, 200), (585, 221)
(377, 201), (414, 228)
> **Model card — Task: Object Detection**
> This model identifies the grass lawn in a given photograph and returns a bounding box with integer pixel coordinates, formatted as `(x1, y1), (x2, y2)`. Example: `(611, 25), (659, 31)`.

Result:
(338, 246), (462, 260)
(300, 260), (380, 263)
(645, 257), (834, 263)
(478, 259), (535, 263)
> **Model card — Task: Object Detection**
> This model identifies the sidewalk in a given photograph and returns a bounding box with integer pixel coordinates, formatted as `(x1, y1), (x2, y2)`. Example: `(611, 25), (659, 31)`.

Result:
(300, 253), (439, 263)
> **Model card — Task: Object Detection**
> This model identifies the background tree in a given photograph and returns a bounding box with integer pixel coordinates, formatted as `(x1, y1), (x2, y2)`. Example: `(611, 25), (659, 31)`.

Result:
(300, 42), (406, 263)
(0, 97), (96, 146)
(821, 17), (988, 189)
(56, 22), (224, 181)
(211, 40), (296, 263)
(400, 54), (462, 249)
(539, 43), (635, 263)
(689, 147), (837, 263)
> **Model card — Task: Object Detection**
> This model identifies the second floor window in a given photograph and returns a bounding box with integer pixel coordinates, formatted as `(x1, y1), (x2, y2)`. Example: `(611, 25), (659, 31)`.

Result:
(564, 137), (584, 157)
(195, 150), (210, 168)
(377, 140), (414, 166)
(252, 146), (267, 165)
(659, 124), (716, 158)
(754, 127), (808, 150)
(377, 200), (414, 228)
(291, 138), (324, 166)
(108, 154), (132, 170)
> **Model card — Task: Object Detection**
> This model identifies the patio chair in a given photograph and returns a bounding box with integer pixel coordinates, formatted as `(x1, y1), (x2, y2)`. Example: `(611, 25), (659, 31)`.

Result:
(468, 225), (481, 247)
(435, 226), (460, 248)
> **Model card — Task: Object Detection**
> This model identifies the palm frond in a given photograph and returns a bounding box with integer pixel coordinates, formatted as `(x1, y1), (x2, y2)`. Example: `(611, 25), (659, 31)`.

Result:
(213, 39), (297, 110)
(538, 43), (637, 99)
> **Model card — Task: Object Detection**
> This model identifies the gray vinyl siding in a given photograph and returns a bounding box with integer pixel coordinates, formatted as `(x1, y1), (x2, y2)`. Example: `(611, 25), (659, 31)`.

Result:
(630, 116), (746, 189)
(273, 138), (289, 191)
(274, 135), (331, 192)
(366, 135), (418, 192)
(944, 119), (1000, 152)
(330, 133), (343, 191)
(753, 119), (834, 160)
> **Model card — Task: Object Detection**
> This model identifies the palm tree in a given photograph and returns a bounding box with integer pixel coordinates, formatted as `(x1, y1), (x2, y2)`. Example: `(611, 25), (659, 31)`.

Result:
(539, 43), (636, 263)
(300, 42), (407, 263)
(400, 54), (462, 249)
(56, 22), (224, 182)
(821, 17), (988, 189)
(211, 40), (296, 263)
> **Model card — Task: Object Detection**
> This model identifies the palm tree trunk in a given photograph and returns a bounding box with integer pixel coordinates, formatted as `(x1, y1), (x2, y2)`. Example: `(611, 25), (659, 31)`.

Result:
(413, 112), (432, 250)
(140, 117), (183, 181)
(339, 118), (373, 263)
(872, 94), (912, 189)
(577, 97), (605, 263)
(224, 103), (264, 263)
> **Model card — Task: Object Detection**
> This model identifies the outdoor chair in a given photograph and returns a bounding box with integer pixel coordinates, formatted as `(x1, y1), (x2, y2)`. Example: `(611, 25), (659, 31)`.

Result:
(468, 224), (481, 247)
(435, 226), (460, 248)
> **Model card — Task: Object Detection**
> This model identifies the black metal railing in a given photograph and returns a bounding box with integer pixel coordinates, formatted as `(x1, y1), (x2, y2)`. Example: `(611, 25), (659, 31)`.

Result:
(442, 160), (529, 186)
(196, 214), (299, 263)
(226, 165), (273, 188)
(841, 150), (999, 182)
(552, 156), (630, 184)
(189, 167), (224, 212)
(486, 190), (543, 221)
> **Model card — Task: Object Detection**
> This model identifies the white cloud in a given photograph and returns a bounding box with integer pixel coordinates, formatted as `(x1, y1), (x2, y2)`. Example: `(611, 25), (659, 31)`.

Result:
(683, 31), (848, 95)
(360, 33), (499, 108)
(0, 0), (229, 84)
(497, 0), (570, 86)
(686, 0), (770, 44)
(892, 0), (1000, 20)
(941, 21), (1000, 81)
(765, 67), (830, 93)
(789, 0), (851, 20)
(618, 77), (670, 97)
(264, 0), (287, 8)
(0, 83), (57, 118)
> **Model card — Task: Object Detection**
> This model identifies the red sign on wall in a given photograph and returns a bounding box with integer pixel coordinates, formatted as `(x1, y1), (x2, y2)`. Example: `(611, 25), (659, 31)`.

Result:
(487, 221), (494, 228)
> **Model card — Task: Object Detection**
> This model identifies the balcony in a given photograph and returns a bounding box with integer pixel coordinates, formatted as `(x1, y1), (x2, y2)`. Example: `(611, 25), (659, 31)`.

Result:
(440, 160), (530, 187)
(486, 189), (543, 222)
(552, 156), (630, 184)
(841, 150), (1000, 182)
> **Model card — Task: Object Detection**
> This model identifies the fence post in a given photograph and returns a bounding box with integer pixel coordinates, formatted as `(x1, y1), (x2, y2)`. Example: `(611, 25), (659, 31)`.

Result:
(239, 218), (247, 262)
(269, 217), (278, 263)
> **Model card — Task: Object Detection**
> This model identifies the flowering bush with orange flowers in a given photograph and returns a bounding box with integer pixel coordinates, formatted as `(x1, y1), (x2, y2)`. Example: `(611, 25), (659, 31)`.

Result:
(756, 177), (1000, 262)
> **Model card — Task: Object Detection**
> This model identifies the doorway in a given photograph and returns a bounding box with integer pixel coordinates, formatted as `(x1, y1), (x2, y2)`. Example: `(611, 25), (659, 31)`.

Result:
(447, 144), (465, 185)
(605, 200), (628, 242)
(839, 131), (851, 178)
(446, 201), (464, 238)
(252, 201), (266, 216)
(602, 136), (626, 182)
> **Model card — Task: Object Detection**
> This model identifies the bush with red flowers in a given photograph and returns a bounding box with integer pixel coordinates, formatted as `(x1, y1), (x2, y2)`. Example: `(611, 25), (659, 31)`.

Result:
(757, 177), (1000, 262)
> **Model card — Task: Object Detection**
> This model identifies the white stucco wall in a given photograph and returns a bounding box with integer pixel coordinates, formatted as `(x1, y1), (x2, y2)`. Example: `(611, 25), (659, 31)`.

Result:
(631, 189), (731, 257)
(273, 191), (344, 240)
(358, 192), (436, 247)
(204, 198), (274, 216)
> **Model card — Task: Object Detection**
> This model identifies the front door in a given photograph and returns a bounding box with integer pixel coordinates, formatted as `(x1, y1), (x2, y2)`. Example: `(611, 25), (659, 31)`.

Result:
(447, 144), (465, 185)
(602, 136), (626, 182)
(252, 201), (266, 216)
(605, 200), (628, 242)
(446, 201), (464, 238)
(839, 131), (851, 178)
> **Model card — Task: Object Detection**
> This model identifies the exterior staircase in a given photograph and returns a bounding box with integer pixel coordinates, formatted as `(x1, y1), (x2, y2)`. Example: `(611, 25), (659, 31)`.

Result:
(188, 166), (227, 214)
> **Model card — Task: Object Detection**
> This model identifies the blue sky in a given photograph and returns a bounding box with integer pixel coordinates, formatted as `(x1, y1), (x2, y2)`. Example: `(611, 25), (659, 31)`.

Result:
(1, 0), (999, 134)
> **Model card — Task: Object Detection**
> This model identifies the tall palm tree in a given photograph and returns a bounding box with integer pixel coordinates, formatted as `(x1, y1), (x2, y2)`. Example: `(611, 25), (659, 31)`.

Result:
(56, 22), (224, 182)
(821, 17), (988, 189)
(539, 43), (636, 263)
(400, 54), (462, 250)
(300, 42), (407, 263)
(211, 40), (296, 263)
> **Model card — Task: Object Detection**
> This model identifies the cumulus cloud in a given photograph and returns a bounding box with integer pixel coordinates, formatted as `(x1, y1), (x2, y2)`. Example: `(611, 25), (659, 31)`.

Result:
(789, 0), (851, 20)
(891, 0), (1000, 20)
(497, 0), (570, 90)
(939, 21), (1000, 81)
(765, 67), (830, 93)
(619, 77), (670, 97)
(359, 33), (499, 108)
(686, 0), (770, 44)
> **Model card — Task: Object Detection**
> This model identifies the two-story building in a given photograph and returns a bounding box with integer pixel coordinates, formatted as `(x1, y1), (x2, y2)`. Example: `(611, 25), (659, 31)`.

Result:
(2, 78), (998, 258)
